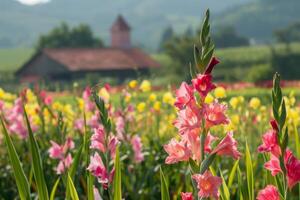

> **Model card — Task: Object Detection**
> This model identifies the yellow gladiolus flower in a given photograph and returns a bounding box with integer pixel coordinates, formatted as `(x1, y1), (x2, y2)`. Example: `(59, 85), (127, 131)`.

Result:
(139, 80), (151, 92)
(214, 87), (226, 98)
(148, 93), (157, 102)
(163, 92), (175, 105)
(249, 97), (261, 109)
(229, 97), (239, 109)
(153, 101), (161, 112)
(137, 102), (146, 112)
(124, 93), (132, 103)
(128, 80), (138, 89)
(205, 93), (214, 104)
(99, 87), (110, 102)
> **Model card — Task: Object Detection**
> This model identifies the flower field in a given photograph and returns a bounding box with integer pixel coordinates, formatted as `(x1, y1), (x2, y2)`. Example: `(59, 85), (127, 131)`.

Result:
(2, 10), (300, 200)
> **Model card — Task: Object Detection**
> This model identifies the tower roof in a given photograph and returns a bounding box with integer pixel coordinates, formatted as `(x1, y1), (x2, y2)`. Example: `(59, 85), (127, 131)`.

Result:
(111, 15), (131, 32)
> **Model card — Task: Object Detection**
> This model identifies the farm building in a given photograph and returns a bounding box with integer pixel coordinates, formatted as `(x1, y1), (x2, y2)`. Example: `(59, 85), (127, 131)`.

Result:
(16, 15), (160, 83)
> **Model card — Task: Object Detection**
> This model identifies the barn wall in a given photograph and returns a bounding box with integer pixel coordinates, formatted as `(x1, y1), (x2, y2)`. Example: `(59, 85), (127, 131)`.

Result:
(18, 54), (69, 79)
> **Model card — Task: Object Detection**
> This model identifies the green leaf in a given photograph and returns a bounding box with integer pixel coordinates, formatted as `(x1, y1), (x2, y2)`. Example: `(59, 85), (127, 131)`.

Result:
(200, 153), (216, 174)
(220, 170), (230, 200)
(87, 172), (95, 200)
(279, 100), (286, 128)
(67, 173), (79, 200)
(160, 167), (170, 200)
(24, 107), (49, 200)
(228, 160), (239, 188)
(69, 144), (83, 179)
(113, 147), (122, 200)
(50, 178), (60, 200)
(245, 142), (254, 200)
(189, 158), (199, 173)
(0, 118), (31, 200)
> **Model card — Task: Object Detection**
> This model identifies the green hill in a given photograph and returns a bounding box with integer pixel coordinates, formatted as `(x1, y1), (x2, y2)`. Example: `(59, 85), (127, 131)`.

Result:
(214, 0), (300, 43)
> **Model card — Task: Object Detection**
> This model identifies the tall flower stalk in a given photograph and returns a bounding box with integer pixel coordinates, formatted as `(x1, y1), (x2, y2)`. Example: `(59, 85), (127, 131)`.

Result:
(163, 10), (241, 200)
(257, 73), (300, 200)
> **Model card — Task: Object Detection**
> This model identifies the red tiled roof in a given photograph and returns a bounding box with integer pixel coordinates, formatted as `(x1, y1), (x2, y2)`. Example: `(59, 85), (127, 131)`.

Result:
(43, 48), (160, 71)
(111, 15), (131, 31)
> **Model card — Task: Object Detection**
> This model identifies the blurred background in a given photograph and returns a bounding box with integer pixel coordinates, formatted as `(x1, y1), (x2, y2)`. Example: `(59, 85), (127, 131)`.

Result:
(1, 0), (300, 90)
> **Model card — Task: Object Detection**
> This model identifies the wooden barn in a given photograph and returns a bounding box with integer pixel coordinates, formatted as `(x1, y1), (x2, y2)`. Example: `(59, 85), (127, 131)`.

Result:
(16, 15), (160, 83)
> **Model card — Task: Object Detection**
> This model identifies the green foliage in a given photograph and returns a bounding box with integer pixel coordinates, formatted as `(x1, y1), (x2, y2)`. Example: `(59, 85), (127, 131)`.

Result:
(272, 51), (300, 80)
(24, 107), (49, 200)
(274, 22), (300, 44)
(36, 22), (103, 49)
(0, 118), (31, 200)
(213, 26), (249, 48)
(113, 147), (122, 200)
(245, 143), (254, 200)
(160, 167), (170, 200)
(50, 178), (60, 200)
(67, 173), (79, 200)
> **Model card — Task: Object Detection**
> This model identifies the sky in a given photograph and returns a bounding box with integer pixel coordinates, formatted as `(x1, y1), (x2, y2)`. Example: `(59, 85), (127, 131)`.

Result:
(16, 0), (50, 6)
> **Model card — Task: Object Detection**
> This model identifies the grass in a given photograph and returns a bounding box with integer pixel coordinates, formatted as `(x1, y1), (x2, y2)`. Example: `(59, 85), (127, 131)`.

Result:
(0, 48), (34, 72)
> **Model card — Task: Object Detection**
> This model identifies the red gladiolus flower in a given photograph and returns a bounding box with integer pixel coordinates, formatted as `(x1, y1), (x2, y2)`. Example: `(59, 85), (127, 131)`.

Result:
(257, 185), (280, 200)
(181, 192), (194, 200)
(203, 101), (229, 128)
(164, 139), (191, 164)
(212, 132), (241, 159)
(204, 57), (220, 75)
(192, 74), (216, 98)
(174, 82), (195, 109)
(192, 170), (222, 199)
(258, 129), (281, 157)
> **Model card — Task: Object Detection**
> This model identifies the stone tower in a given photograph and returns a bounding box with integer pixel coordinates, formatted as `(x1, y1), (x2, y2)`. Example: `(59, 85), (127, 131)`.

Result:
(110, 15), (131, 49)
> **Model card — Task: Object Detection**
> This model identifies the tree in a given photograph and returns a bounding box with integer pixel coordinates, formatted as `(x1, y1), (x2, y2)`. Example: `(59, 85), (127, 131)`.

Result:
(36, 22), (103, 49)
(213, 26), (249, 48)
(158, 26), (174, 51)
(274, 22), (300, 44)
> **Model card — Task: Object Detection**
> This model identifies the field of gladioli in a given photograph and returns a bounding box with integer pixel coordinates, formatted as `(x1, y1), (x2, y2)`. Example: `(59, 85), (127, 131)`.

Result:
(2, 10), (300, 200)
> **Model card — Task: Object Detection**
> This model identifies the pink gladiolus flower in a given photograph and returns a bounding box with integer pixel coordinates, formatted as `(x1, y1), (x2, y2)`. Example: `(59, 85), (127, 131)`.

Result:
(258, 129), (281, 157)
(212, 132), (241, 159)
(83, 87), (95, 111)
(203, 101), (229, 128)
(63, 138), (75, 152)
(164, 139), (191, 164)
(64, 153), (73, 168)
(205, 132), (218, 153)
(108, 136), (118, 158)
(131, 135), (144, 163)
(40, 90), (52, 105)
(87, 152), (114, 189)
(90, 126), (106, 152)
(192, 74), (216, 98)
(93, 186), (102, 200)
(56, 161), (65, 175)
(181, 192), (194, 200)
(173, 104), (201, 136)
(74, 118), (84, 133)
(264, 154), (281, 176)
(48, 141), (64, 159)
(88, 113), (100, 129)
(285, 150), (300, 189)
(192, 170), (222, 199)
(116, 116), (125, 140)
(174, 82), (195, 109)
(184, 131), (217, 161)
(256, 185), (280, 200)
